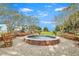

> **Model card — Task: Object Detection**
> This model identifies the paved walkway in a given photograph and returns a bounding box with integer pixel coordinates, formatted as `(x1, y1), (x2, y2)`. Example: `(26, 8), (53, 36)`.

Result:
(0, 36), (79, 56)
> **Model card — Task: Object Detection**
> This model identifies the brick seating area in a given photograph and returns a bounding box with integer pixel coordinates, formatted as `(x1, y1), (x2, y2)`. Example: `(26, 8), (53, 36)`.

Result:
(0, 36), (3, 41)
(0, 31), (32, 48)
(10, 33), (16, 38)
(1, 33), (13, 47)
(26, 39), (60, 46)
(60, 33), (79, 41)
(16, 32), (30, 36)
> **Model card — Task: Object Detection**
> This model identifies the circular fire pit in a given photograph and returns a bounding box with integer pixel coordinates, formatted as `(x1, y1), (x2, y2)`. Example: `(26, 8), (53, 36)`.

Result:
(24, 35), (60, 46)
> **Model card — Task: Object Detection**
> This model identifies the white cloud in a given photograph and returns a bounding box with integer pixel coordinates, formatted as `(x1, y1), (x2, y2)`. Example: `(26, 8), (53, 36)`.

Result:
(45, 5), (52, 8)
(39, 13), (48, 17)
(37, 10), (41, 12)
(55, 7), (66, 11)
(41, 21), (52, 24)
(20, 8), (33, 12)
(41, 21), (56, 24)
(37, 11), (48, 17)
(13, 4), (18, 6)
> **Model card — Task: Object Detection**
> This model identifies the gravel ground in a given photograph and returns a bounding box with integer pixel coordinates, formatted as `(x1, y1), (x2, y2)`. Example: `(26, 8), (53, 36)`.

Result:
(0, 36), (79, 56)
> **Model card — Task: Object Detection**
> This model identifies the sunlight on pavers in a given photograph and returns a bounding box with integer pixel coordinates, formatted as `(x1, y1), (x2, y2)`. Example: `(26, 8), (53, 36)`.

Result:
(6, 51), (18, 55)
(61, 47), (65, 50)
(53, 45), (59, 48)
(61, 55), (66, 56)
(15, 43), (25, 47)
(1, 54), (9, 56)
(48, 45), (55, 52)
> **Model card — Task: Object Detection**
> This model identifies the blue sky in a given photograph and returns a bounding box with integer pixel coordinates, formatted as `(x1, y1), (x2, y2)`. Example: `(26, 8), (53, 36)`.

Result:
(9, 3), (70, 31)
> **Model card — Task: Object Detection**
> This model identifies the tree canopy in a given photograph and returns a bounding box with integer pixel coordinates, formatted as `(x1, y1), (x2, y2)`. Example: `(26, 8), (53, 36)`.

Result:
(55, 4), (79, 33)
(0, 4), (39, 32)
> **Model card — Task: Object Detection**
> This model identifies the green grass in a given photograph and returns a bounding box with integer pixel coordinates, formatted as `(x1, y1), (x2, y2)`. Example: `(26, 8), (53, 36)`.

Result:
(40, 31), (55, 36)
